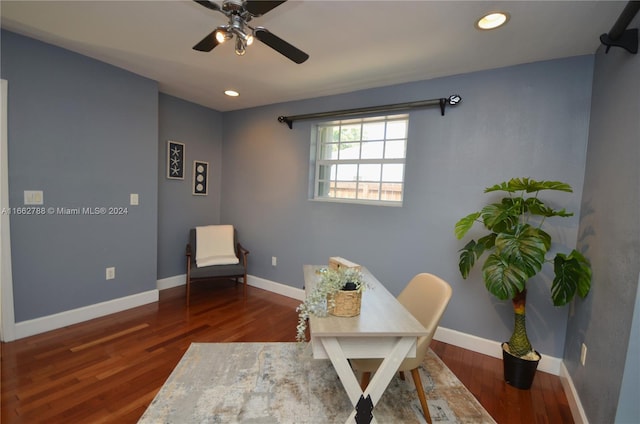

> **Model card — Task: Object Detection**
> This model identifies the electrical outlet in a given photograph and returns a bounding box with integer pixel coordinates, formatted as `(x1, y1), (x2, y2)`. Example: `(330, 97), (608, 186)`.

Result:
(580, 343), (587, 366)
(272, 256), (277, 267)
(106, 267), (115, 280)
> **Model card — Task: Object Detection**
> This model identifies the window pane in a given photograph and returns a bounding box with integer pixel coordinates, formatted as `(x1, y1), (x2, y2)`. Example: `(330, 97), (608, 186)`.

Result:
(382, 164), (404, 182)
(361, 141), (384, 159)
(318, 127), (331, 143)
(318, 164), (336, 180)
(386, 120), (407, 139)
(362, 121), (385, 140)
(359, 182), (381, 200)
(334, 181), (357, 199)
(340, 124), (361, 142)
(384, 139), (406, 159)
(319, 143), (339, 160)
(336, 164), (357, 180)
(331, 127), (340, 142)
(317, 181), (331, 197)
(339, 143), (361, 160)
(358, 164), (381, 181)
(380, 183), (403, 201)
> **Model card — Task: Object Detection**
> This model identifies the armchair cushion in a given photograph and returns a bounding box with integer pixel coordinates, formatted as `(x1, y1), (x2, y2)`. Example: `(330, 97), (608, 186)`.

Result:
(195, 225), (239, 267)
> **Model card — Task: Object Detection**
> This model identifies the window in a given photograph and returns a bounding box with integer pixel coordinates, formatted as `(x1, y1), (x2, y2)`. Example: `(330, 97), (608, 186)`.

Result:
(312, 114), (408, 205)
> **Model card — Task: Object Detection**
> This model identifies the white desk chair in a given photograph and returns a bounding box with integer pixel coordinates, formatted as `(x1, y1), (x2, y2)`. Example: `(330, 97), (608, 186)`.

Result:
(351, 273), (452, 424)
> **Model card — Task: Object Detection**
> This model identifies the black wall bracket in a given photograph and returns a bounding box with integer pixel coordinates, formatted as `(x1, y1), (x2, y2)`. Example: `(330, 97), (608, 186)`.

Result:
(600, 28), (638, 54)
(600, 1), (640, 54)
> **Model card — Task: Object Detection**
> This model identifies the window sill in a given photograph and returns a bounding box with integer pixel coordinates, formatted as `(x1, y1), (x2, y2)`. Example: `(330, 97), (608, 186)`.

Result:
(309, 198), (403, 207)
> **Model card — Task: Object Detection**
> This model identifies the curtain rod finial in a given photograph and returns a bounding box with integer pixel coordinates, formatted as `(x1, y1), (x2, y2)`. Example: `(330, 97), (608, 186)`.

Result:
(278, 116), (293, 129)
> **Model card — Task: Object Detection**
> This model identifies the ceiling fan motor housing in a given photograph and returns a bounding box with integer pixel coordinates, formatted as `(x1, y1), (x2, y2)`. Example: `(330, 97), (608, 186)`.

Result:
(222, 0), (244, 13)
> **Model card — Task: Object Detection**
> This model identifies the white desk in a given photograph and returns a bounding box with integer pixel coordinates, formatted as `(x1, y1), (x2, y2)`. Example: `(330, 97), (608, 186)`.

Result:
(303, 265), (428, 424)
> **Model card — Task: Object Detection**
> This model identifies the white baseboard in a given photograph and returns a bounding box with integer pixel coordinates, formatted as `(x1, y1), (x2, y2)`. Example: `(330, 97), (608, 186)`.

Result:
(560, 361), (589, 424)
(14, 290), (159, 340)
(157, 274), (186, 290)
(247, 275), (305, 301)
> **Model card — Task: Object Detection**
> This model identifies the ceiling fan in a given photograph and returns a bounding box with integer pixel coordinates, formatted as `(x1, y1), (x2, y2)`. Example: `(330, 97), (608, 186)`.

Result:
(192, 0), (309, 64)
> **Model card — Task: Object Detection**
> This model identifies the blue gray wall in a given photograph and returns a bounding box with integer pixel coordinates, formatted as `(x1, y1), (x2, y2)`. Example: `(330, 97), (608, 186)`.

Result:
(567, 16), (640, 424)
(220, 56), (594, 358)
(158, 94), (223, 279)
(1, 30), (159, 321)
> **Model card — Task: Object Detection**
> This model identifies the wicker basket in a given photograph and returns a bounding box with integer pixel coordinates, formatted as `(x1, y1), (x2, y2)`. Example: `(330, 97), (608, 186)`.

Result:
(327, 290), (362, 317)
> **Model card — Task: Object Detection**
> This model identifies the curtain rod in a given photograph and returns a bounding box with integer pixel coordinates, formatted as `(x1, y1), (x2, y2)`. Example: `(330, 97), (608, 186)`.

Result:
(277, 94), (462, 129)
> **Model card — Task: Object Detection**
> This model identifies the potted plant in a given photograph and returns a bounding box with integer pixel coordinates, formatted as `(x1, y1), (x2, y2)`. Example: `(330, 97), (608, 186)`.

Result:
(454, 178), (592, 389)
(296, 267), (365, 342)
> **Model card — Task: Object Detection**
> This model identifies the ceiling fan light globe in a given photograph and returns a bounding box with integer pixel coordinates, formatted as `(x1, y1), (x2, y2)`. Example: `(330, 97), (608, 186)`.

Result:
(246, 34), (254, 46)
(235, 38), (247, 56)
(215, 30), (227, 44)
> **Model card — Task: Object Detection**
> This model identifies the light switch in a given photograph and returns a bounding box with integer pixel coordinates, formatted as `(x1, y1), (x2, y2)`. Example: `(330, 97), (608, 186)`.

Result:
(24, 190), (43, 205)
(130, 193), (139, 206)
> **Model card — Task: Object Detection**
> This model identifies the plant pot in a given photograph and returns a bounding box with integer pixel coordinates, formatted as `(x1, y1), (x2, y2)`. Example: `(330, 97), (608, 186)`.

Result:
(502, 342), (540, 390)
(327, 290), (362, 317)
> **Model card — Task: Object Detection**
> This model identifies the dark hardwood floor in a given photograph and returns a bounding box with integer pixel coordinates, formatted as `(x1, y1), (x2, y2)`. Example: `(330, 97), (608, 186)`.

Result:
(1, 280), (573, 423)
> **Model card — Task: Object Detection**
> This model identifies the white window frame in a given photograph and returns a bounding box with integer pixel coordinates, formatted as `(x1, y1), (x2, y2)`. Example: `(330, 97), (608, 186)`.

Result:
(311, 114), (408, 206)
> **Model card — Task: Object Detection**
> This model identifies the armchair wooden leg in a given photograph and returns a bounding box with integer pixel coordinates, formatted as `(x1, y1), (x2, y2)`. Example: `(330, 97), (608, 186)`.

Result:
(399, 371), (406, 380)
(360, 371), (371, 391)
(411, 368), (431, 424)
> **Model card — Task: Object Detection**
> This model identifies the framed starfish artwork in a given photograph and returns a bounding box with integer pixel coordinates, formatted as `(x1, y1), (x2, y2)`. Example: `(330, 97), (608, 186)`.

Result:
(167, 141), (185, 180)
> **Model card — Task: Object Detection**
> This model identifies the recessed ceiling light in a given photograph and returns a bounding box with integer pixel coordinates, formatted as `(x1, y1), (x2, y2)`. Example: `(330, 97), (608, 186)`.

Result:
(224, 90), (240, 97)
(475, 12), (510, 30)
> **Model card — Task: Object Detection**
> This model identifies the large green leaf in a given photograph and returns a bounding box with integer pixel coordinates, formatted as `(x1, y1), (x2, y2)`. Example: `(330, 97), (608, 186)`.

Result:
(485, 177), (573, 194)
(552, 250), (592, 306)
(494, 224), (548, 278)
(457, 234), (496, 279)
(481, 203), (519, 232)
(525, 197), (574, 218)
(458, 240), (477, 279)
(482, 253), (528, 300)
(476, 233), (496, 253)
(454, 212), (481, 239)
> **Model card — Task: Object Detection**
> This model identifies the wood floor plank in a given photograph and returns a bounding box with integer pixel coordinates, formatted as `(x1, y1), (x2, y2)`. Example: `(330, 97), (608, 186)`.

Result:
(2, 281), (574, 423)
(70, 323), (150, 352)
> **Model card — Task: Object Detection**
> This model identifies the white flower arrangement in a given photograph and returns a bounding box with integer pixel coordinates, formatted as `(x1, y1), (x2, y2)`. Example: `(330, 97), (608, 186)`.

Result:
(296, 267), (366, 342)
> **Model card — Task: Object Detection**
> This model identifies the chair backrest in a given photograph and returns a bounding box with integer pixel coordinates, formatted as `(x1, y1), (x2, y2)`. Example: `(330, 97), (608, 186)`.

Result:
(397, 273), (452, 359)
(190, 227), (239, 257)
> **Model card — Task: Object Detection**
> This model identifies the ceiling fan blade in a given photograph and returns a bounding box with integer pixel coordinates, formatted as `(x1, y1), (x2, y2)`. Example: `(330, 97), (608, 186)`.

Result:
(254, 27), (309, 64)
(193, 30), (220, 52)
(245, 1), (286, 17)
(193, 0), (222, 13)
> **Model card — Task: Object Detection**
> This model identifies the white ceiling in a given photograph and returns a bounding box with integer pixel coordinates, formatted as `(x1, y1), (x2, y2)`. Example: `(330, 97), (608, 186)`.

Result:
(0, 1), (628, 112)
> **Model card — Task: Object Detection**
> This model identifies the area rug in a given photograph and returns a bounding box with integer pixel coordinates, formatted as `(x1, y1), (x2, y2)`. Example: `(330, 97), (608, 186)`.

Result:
(138, 342), (496, 424)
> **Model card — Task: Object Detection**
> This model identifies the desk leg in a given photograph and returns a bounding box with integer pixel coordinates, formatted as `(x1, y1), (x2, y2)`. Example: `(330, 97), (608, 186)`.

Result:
(320, 336), (416, 424)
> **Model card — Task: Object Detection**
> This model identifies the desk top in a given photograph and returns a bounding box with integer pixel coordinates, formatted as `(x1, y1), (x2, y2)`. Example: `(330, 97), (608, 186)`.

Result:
(303, 265), (427, 338)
